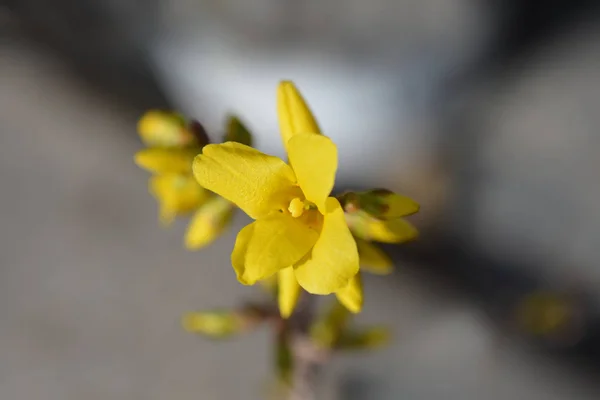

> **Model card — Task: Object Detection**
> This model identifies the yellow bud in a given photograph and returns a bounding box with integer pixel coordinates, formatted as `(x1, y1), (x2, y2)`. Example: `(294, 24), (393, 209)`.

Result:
(182, 311), (243, 338)
(345, 211), (418, 244)
(335, 273), (363, 314)
(149, 174), (209, 224)
(185, 196), (235, 250)
(137, 110), (196, 147)
(134, 147), (200, 174)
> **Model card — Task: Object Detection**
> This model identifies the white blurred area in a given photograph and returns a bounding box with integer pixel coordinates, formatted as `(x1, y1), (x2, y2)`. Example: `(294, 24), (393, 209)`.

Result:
(149, 0), (491, 193)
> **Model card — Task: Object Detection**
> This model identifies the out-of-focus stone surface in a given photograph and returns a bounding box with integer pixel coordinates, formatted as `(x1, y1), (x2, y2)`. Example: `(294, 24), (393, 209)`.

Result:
(1, 39), (600, 400)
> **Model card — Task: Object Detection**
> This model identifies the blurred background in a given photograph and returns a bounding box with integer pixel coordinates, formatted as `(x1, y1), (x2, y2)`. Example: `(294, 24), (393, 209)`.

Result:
(3, 0), (600, 398)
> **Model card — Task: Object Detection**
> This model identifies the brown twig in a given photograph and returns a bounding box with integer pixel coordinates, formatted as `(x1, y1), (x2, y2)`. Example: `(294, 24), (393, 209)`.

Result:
(285, 293), (331, 400)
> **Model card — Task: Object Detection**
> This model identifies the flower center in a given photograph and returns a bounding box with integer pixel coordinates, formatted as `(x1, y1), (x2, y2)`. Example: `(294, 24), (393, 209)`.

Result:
(288, 197), (306, 218)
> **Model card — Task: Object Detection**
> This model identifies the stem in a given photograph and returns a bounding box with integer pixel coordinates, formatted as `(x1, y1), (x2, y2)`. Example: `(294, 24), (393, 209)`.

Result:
(286, 294), (330, 400)
(287, 337), (321, 400)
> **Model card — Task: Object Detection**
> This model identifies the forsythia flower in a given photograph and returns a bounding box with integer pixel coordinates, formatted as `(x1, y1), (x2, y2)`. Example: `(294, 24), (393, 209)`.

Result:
(193, 82), (359, 313)
(134, 110), (235, 249)
(192, 81), (419, 318)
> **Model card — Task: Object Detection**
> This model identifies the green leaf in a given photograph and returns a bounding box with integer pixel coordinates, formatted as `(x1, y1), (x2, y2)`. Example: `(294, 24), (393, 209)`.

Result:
(337, 326), (391, 350)
(223, 115), (253, 146)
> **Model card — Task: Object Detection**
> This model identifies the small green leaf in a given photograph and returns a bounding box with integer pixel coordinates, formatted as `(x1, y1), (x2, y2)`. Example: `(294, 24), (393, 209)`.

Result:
(276, 337), (293, 383)
(223, 115), (253, 146)
(337, 326), (391, 350)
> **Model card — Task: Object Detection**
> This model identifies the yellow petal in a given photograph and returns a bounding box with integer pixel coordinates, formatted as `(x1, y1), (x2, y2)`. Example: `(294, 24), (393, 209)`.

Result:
(241, 214), (319, 285)
(277, 81), (322, 151)
(294, 197), (359, 294)
(137, 110), (196, 147)
(287, 134), (337, 211)
(149, 174), (209, 224)
(278, 267), (301, 319)
(185, 197), (235, 250)
(335, 273), (363, 313)
(355, 239), (393, 275)
(135, 147), (199, 174)
(193, 142), (300, 219)
(231, 222), (256, 283)
(346, 212), (419, 243)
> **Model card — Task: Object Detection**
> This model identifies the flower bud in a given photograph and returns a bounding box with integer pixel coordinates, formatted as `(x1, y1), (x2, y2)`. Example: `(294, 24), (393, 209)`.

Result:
(137, 110), (197, 147)
(134, 147), (199, 174)
(345, 211), (418, 244)
(338, 189), (419, 220)
(149, 174), (209, 225)
(184, 196), (235, 249)
(335, 273), (363, 314)
(182, 311), (245, 338)
(355, 239), (393, 275)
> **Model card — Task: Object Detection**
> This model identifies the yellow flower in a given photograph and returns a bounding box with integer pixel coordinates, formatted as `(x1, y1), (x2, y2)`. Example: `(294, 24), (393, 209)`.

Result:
(134, 111), (237, 249)
(193, 82), (360, 313)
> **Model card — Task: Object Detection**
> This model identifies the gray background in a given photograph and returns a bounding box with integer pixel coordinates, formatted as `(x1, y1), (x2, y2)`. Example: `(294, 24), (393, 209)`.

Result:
(3, 1), (600, 399)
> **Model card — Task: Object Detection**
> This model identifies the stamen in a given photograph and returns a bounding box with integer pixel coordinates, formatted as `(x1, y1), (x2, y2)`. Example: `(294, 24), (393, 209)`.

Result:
(288, 198), (305, 218)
